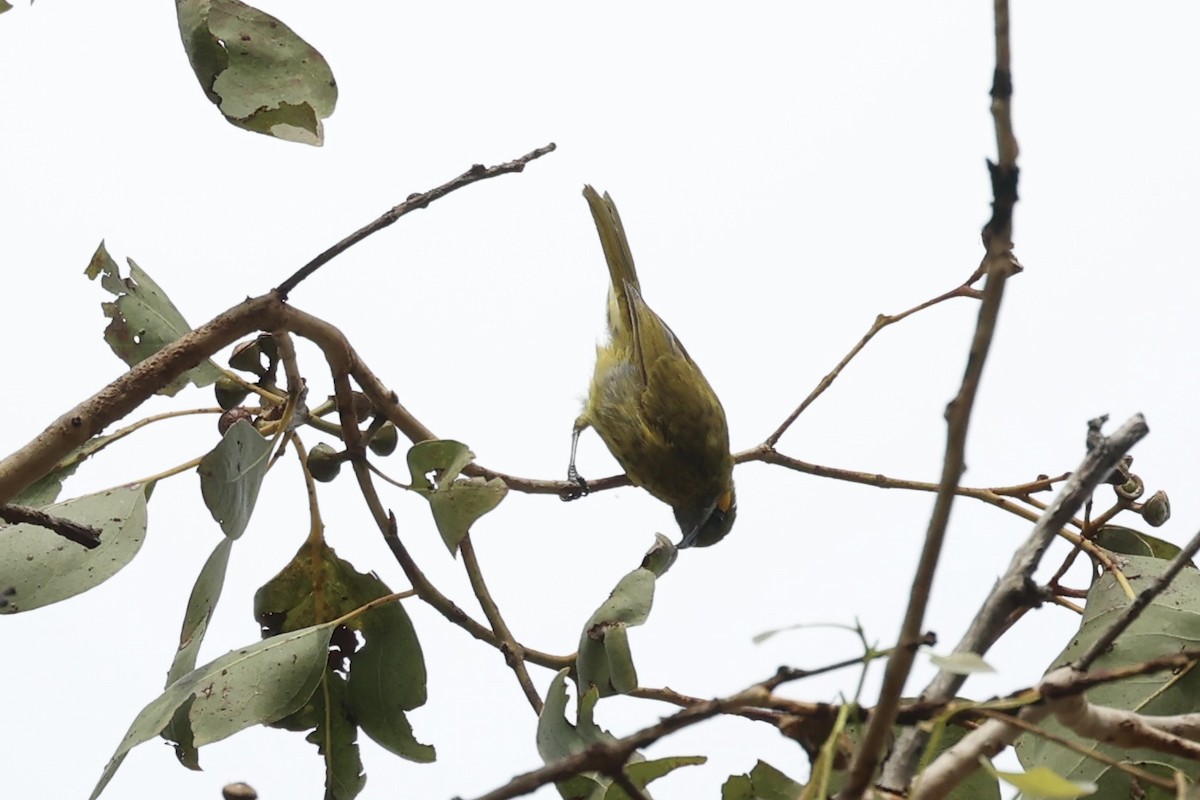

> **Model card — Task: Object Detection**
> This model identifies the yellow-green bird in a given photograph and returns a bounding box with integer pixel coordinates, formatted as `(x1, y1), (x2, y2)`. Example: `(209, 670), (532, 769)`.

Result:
(568, 185), (736, 548)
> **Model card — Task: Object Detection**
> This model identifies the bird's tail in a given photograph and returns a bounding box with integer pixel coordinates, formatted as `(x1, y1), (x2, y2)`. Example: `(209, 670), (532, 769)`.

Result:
(582, 185), (640, 332)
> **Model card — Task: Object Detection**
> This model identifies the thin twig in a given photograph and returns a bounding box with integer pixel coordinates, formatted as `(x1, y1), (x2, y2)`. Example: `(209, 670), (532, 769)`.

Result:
(459, 535), (544, 713)
(0, 504), (102, 549)
(275, 143), (557, 297)
(765, 278), (984, 448)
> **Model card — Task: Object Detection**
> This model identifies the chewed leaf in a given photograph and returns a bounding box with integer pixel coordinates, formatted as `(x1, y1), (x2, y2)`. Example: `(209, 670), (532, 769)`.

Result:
(406, 441), (507, 554)
(176, 0), (336, 145)
(0, 484), (149, 614)
(84, 242), (222, 395)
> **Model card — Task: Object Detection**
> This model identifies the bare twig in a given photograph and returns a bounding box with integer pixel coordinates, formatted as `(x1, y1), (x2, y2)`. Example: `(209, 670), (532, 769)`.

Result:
(840, 1), (1024, 794)
(275, 143), (557, 297)
(0, 504), (102, 549)
(459, 535), (544, 713)
(765, 277), (984, 448)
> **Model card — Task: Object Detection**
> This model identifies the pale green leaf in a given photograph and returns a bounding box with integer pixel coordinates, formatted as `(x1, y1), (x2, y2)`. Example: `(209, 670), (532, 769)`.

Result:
(197, 419), (271, 539)
(0, 484), (149, 614)
(992, 765), (1096, 798)
(176, 0), (336, 145)
(929, 651), (995, 675)
(577, 567), (656, 697)
(90, 622), (336, 799)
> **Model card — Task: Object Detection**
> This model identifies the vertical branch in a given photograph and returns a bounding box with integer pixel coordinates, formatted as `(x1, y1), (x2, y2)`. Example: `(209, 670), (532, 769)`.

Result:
(838, 2), (1021, 797)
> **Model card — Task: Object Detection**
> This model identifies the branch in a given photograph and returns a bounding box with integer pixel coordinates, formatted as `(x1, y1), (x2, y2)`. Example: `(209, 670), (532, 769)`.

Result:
(0, 294), (283, 505)
(275, 143), (557, 297)
(840, 15), (1023, 800)
(0, 504), (102, 549)
(459, 535), (544, 713)
(879, 414), (1148, 788)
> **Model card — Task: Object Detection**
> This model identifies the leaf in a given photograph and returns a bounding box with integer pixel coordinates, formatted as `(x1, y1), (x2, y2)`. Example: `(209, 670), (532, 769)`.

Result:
(1093, 525), (1183, 561)
(176, 0), (337, 146)
(406, 440), (508, 555)
(576, 567), (656, 697)
(84, 242), (222, 396)
(344, 571), (434, 763)
(167, 537), (235, 685)
(197, 419), (272, 539)
(307, 674), (367, 800)
(929, 651), (995, 675)
(614, 756), (706, 798)
(721, 759), (806, 800)
(254, 541), (433, 763)
(1016, 544), (1200, 797)
(90, 621), (336, 799)
(537, 671), (697, 800)
(0, 484), (149, 614)
(989, 764), (1096, 799)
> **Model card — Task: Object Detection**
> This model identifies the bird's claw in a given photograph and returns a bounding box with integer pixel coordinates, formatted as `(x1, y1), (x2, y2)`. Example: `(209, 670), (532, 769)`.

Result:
(561, 468), (590, 502)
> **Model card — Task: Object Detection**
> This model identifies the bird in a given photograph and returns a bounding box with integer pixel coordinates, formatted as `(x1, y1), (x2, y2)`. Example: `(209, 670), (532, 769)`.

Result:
(567, 185), (736, 548)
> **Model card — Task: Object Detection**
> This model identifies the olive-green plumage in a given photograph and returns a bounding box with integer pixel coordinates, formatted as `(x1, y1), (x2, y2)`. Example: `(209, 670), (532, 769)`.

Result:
(570, 185), (736, 548)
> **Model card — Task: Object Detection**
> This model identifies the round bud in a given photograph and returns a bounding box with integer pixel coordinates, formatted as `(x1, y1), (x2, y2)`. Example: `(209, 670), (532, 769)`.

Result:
(368, 422), (399, 456)
(307, 442), (344, 482)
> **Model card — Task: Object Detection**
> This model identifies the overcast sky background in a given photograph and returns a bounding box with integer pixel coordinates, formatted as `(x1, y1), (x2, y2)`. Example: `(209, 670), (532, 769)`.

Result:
(3, 2), (1199, 799)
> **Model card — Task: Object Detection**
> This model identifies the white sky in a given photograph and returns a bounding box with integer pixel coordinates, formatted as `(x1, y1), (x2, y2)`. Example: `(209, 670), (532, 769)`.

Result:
(2, 2), (1199, 799)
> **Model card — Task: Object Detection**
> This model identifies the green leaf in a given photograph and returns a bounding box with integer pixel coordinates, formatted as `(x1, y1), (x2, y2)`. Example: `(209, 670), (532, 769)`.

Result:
(90, 621), (336, 799)
(577, 567), (656, 697)
(345, 572), (434, 763)
(175, 0), (337, 146)
(254, 541), (433, 763)
(197, 419), (272, 539)
(613, 757), (706, 799)
(721, 759), (806, 800)
(166, 537), (234, 685)
(84, 242), (222, 396)
(537, 671), (699, 800)
(406, 440), (507, 555)
(1093, 525), (1183, 560)
(307, 674), (367, 800)
(1016, 547), (1200, 797)
(0, 484), (149, 614)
